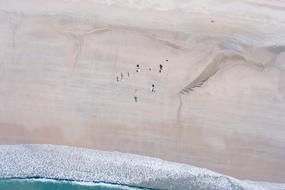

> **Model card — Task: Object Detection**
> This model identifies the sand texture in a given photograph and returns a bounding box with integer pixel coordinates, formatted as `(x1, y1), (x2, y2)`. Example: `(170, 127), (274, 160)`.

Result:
(0, 0), (284, 183)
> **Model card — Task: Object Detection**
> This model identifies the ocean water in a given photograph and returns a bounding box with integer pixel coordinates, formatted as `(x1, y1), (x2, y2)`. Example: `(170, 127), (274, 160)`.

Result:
(0, 178), (146, 190)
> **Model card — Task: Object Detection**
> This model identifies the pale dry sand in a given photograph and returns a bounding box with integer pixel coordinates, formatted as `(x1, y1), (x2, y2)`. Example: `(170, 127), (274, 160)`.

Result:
(0, 0), (285, 183)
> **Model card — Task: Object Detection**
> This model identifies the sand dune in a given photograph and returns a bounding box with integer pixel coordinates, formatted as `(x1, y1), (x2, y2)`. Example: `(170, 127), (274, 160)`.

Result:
(0, 0), (284, 183)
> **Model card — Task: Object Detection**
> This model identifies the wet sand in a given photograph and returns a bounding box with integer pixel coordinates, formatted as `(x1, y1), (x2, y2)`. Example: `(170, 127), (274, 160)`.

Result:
(0, 0), (285, 183)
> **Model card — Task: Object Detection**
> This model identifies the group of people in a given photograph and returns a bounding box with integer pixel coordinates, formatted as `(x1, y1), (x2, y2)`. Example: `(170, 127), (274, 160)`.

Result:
(135, 63), (164, 75)
(116, 59), (167, 103)
(116, 71), (130, 82)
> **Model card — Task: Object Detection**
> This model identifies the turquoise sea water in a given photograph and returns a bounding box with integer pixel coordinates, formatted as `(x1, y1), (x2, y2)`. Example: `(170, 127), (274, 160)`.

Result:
(0, 178), (146, 190)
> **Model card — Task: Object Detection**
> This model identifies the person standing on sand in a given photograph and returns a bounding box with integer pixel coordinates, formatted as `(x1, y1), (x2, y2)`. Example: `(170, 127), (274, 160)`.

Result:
(120, 72), (123, 80)
(159, 59), (168, 73)
(116, 76), (119, 82)
(134, 89), (138, 102)
(159, 64), (163, 73)
(151, 84), (155, 93)
(127, 72), (130, 78)
(136, 64), (140, 72)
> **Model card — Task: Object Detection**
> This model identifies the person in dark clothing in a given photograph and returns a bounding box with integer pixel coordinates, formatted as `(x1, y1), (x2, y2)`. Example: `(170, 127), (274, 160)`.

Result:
(136, 64), (140, 72)
(151, 84), (155, 93)
(159, 64), (163, 73)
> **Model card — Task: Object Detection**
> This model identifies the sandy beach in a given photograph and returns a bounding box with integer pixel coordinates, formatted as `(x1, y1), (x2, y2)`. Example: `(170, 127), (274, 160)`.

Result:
(0, 0), (285, 183)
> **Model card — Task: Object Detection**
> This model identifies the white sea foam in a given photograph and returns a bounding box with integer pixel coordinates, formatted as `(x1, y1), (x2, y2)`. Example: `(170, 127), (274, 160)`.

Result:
(0, 145), (284, 190)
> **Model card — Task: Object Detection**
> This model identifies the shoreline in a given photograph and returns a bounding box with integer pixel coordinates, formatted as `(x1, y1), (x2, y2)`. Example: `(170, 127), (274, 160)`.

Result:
(0, 144), (284, 190)
(0, 178), (145, 190)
